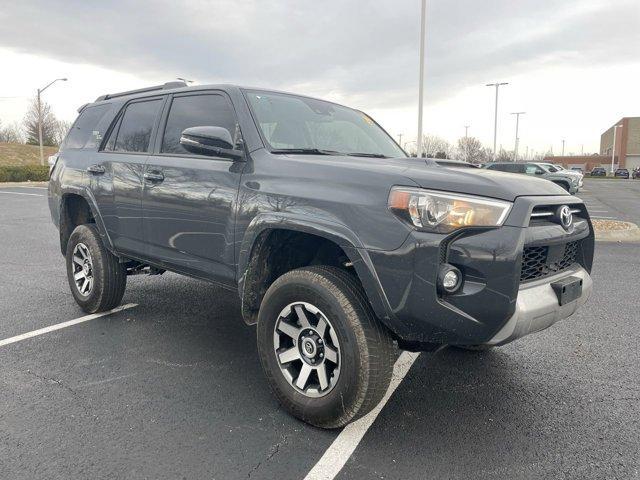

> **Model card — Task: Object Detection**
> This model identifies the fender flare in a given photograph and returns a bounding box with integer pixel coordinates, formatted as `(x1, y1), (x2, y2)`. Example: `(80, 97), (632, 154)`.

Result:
(237, 213), (392, 324)
(58, 186), (115, 254)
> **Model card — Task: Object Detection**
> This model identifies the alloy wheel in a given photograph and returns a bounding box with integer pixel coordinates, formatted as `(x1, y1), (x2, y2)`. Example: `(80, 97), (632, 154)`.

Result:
(72, 242), (94, 296)
(273, 302), (341, 398)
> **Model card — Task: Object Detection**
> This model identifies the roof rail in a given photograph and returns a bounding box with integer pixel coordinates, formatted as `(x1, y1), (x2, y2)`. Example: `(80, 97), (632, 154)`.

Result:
(95, 81), (187, 102)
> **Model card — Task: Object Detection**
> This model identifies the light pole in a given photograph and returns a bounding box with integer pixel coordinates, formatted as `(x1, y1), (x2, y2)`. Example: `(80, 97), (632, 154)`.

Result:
(610, 124), (623, 174)
(510, 112), (525, 161)
(177, 77), (194, 84)
(37, 78), (67, 166)
(561, 139), (565, 156)
(486, 82), (508, 161)
(416, 0), (427, 158)
(398, 133), (403, 146)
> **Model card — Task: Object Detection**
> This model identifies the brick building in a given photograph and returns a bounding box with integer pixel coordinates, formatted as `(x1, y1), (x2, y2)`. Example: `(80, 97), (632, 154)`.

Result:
(545, 117), (640, 172)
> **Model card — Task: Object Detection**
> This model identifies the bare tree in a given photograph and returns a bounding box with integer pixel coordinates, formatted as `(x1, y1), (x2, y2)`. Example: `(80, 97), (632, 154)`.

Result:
(22, 96), (58, 146)
(455, 136), (491, 164)
(496, 148), (514, 162)
(52, 119), (72, 146)
(0, 120), (25, 143)
(420, 135), (452, 158)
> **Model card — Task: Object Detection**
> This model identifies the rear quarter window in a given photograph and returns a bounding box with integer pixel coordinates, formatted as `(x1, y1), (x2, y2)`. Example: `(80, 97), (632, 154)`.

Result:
(63, 104), (110, 150)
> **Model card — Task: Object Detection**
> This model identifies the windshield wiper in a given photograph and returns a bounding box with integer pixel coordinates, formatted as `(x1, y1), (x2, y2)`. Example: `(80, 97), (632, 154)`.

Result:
(270, 148), (342, 155)
(346, 152), (389, 158)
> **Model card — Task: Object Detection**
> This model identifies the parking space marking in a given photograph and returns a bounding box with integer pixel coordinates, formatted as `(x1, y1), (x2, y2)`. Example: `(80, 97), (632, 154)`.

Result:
(0, 303), (137, 348)
(0, 191), (45, 197)
(591, 216), (616, 219)
(304, 351), (420, 480)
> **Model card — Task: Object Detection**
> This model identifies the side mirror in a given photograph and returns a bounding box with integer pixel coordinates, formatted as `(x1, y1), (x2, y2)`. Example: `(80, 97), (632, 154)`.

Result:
(535, 170), (544, 175)
(180, 126), (244, 159)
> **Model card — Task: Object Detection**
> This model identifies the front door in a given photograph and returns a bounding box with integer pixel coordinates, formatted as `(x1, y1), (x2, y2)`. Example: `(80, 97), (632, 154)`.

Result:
(142, 92), (243, 284)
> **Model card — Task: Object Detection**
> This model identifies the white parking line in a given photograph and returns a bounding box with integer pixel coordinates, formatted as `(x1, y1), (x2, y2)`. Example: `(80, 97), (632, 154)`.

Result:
(304, 351), (420, 480)
(0, 304), (137, 348)
(0, 191), (44, 197)
(591, 216), (616, 219)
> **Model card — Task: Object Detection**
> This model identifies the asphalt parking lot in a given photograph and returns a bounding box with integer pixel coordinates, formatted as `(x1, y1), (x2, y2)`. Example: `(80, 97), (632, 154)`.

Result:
(0, 182), (639, 480)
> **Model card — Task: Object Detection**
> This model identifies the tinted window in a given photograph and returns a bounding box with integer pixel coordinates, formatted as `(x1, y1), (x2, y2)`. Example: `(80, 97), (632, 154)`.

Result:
(112, 99), (162, 153)
(64, 105), (110, 150)
(161, 94), (237, 154)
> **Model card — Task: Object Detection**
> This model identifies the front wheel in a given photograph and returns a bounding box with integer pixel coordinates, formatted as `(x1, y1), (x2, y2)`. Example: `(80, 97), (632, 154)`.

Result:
(257, 266), (395, 428)
(66, 224), (126, 313)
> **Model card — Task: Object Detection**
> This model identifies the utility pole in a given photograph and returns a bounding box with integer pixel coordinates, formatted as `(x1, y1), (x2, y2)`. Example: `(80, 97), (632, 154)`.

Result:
(486, 82), (508, 161)
(36, 78), (67, 166)
(416, 0), (427, 158)
(610, 124), (623, 173)
(510, 112), (525, 161)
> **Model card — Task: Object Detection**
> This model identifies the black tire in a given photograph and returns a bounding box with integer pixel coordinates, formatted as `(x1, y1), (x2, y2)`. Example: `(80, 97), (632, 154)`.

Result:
(257, 266), (395, 429)
(66, 224), (126, 313)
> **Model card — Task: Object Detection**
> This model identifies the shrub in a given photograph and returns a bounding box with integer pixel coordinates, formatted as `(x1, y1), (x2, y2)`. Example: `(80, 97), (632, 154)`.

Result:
(0, 165), (49, 182)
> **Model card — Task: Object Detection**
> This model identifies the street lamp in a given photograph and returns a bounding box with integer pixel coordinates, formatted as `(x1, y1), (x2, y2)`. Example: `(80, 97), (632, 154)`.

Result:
(610, 124), (623, 174)
(37, 78), (67, 166)
(486, 82), (508, 161)
(177, 77), (194, 84)
(416, 0), (427, 158)
(510, 112), (525, 161)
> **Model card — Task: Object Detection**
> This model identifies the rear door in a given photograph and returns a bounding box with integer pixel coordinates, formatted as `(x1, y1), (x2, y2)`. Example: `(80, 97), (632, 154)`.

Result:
(94, 97), (164, 257)
(142, 91), (244, 284)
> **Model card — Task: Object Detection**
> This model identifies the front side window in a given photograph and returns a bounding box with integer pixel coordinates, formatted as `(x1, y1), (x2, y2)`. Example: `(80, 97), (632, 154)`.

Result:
(161, 94), (237, 154)
(244, 90), (405, 158)
(106, 99), (162, 153)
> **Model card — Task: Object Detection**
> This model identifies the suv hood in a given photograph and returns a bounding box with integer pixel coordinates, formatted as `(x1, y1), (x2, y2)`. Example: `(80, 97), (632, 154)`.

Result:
(403, 159), (569, 201)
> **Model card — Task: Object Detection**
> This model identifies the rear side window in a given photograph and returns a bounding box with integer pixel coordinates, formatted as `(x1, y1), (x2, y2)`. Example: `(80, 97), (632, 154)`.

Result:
(64, 105), (110, 150)
(161, 94), (237, 154)
(105, 99), (162, 153)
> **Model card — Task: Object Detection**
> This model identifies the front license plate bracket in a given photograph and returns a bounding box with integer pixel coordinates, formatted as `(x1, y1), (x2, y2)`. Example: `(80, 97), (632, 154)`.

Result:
(551, 276), (583, 306)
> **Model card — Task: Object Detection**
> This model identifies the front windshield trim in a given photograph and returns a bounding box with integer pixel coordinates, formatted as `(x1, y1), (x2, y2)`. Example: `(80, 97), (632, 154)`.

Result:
(241, 88), (407, 158)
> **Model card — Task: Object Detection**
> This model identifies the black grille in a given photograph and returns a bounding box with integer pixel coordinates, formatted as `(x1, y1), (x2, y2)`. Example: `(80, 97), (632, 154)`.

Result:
(520, 241), (579, 282)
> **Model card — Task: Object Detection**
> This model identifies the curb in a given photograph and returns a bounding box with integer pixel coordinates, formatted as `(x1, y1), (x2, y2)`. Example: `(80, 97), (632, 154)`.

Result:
(0, 181), (49, 187)
(594, 221), (640, 243)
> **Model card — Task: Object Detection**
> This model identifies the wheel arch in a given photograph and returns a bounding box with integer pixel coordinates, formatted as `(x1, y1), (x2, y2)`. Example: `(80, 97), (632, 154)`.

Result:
(238, 214), (391, 326)
(58, 187), (114, 256)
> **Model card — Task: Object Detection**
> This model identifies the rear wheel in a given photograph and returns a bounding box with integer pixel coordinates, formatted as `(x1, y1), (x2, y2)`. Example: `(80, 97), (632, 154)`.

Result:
(66, 224), (126, 313)
(257, 266), (395, 428)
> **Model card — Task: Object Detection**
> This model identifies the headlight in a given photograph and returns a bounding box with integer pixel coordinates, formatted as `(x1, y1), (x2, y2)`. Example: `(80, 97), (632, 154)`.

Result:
(388, 187), (512, 233)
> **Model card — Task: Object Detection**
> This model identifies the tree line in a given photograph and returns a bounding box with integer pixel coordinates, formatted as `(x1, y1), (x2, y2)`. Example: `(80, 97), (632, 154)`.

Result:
(0, 97), (71, 146)
(407, 134), (550, 163)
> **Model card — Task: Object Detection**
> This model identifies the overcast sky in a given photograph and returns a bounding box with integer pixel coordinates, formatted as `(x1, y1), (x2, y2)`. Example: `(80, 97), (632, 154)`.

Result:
(1, 0), (639, 155)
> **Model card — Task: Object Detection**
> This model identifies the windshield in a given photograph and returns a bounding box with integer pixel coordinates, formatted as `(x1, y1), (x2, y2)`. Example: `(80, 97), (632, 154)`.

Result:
(244, 90), (406, 158)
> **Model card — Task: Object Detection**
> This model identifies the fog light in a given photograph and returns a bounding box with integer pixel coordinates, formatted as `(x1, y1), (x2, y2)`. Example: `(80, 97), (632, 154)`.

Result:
(437, 264), (463, 294)
(443, 270), (459, 289)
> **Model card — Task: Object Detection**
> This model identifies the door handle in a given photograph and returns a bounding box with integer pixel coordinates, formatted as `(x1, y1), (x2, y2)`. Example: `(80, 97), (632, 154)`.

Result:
(87, 164), (105, 175)
(143, 170), (165, 183)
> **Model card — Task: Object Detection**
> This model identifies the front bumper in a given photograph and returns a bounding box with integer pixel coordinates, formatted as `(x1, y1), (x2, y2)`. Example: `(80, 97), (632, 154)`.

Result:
(363, 195), (595, 349)
(485, 265), (592, 346)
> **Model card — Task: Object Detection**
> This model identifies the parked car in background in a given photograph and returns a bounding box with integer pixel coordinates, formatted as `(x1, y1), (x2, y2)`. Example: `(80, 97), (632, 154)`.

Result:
(632, 168), (640, 179)
(590, 167), (607, 177)
(614, 168), (630, 179)
(542, 163), (583, 189)
(570, 167), (583, 173)
(484, 162), (580, 194)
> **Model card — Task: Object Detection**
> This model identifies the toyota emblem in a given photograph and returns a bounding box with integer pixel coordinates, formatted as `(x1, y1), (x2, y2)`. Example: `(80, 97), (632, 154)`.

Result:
(557, 205), (573, 230)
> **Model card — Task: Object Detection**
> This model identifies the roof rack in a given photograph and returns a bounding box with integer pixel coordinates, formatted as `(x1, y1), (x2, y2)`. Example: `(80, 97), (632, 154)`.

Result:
(95, 81), (187, 102)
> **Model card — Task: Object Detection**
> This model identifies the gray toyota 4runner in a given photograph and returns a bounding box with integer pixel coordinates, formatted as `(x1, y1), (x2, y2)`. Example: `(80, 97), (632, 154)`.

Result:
(49, 82), (594, 428)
